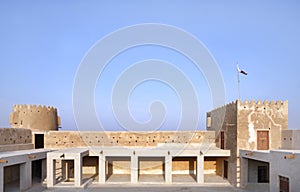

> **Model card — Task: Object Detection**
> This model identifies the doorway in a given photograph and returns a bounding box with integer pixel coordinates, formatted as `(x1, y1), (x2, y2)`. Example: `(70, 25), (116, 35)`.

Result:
(34, 134), (44, 149)
(32, 160), (42, 183)
(257, 131), (269, 150)
(223, 160), (228, 179)
(4, 164), (20, 192)
(220, 132), (225, 149)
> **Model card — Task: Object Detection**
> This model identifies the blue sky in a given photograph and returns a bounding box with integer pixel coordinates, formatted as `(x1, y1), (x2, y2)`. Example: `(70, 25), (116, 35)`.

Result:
(0, 0), (299, 131)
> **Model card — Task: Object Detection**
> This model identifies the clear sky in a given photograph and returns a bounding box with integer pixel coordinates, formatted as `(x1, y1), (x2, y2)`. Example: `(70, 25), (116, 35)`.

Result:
(0, 0), (299, 131)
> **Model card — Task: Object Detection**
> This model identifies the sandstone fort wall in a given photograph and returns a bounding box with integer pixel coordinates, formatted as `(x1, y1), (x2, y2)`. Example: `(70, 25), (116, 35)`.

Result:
(10, 104), (60, 131)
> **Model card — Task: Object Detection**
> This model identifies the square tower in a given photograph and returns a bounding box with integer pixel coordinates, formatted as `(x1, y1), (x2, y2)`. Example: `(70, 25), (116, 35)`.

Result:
(206, 100), (288, 187)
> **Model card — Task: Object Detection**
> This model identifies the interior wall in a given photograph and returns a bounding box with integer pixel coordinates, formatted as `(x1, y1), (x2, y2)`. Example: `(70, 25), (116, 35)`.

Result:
(204, 157), (216, 174)
(83, 156), (99, 175)
(139, 157), (165, 174)
(106, 157), (131, 175)
(172, 157), (196, 174)
(4, 164), (20, 184)
(216, 157), (225, 176)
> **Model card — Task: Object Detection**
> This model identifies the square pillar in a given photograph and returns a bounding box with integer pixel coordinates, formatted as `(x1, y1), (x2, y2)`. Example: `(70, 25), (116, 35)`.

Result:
(74, 156), (82, 187)
(47, 159), (56, 187)
(165, 155), (172, 183)
(197, 155), (204, 183)
(41, 159), (47, 181)
(98, 155), (106, 183)
(20, 162), (32, 191)
(240, 157), (248, 188)
(0, 166), (4, 192)
(131, 155), (138, 183)
(62, 160), (67, 181)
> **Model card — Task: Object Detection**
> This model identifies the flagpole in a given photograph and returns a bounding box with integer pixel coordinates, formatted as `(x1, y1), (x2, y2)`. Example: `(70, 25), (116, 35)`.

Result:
(238, 70), (240, 101)
(237, 62), (241, 101)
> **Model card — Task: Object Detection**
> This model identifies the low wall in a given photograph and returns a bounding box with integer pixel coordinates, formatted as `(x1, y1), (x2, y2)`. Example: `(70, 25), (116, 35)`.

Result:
(0, 128), (33, 152)
(45, 131), (215, 148)
(281, 130), (300, 149)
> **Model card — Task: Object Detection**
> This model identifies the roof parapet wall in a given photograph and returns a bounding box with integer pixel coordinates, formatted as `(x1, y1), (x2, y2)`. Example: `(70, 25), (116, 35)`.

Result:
(237, 100), (288, 110)
(207, 101), (237, 113)
(13, 104), (57, 113)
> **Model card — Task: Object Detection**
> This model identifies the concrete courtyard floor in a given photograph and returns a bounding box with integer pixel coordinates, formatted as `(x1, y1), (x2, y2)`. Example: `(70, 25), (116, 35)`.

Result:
(25, 183), (269, 192)
(8, 174), (268, 192)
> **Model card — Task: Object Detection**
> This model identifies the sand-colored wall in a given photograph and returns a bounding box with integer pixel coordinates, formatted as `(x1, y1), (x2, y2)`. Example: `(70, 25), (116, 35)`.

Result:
(106, 157), (131, 175)
(237, 100), (288, 151)
(83, 156), (99, 175)
(10, 104), (60, 131)
(0, 128), (33, 152)
(204, 157), (216, 174)
(139, 157), (165, 174)
(0, 128), (32, 145)
(172, 157), (196, 174)
(83, 156), (201, 175)
(237, 100), (287, 187)
(44, 131), (215, 148)
(216, 157), (226, 176)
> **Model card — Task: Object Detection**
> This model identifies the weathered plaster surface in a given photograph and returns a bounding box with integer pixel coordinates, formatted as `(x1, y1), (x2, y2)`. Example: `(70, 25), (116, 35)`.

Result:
(10, 104), (60, 131)
(207, 100), (288, 187)
(44, 131), (215, 148)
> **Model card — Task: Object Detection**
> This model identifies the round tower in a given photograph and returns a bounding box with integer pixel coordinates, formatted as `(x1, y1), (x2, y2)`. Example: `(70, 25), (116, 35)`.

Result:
(10, 104), (61, 131)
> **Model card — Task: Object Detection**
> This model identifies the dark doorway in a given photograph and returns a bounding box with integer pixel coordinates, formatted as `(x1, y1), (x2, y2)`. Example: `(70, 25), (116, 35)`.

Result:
(220, 131), (225, 149)
(279, 176), (289, 192)
(35, 134), (44, 149)
(223, 160), (228, 179)
(257, 166), (269, 183)
(257, 131), (269, 150)
(32, 160), (42, 182)
(4, 164), (20, 192)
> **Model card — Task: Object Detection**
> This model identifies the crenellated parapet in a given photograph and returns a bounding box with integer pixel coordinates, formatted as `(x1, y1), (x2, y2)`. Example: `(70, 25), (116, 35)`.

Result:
(208, 101), (237, 114)
(12, 104), (57, 112)
(10, 104), (60, 131)
(237, 100), (288, 113)
(209, 100), (288, 113)
(206, 101), (237, 135)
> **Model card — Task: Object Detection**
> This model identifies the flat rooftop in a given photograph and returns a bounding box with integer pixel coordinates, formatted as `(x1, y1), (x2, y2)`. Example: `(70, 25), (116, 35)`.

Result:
(0, 148), (51, 158)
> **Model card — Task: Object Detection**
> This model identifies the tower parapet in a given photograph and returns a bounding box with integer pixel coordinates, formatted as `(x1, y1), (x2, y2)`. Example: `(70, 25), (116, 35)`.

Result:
(10, 104), (60, 131)
(237, 99), (288, 114)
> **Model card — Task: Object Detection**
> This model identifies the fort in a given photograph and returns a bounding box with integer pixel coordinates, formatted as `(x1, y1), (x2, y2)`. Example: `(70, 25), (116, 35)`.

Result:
(0, 100), (299, 192)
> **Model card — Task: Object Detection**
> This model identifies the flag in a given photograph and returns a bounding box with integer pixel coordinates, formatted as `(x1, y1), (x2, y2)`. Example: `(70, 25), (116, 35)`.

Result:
(237, 65), (248, 75)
